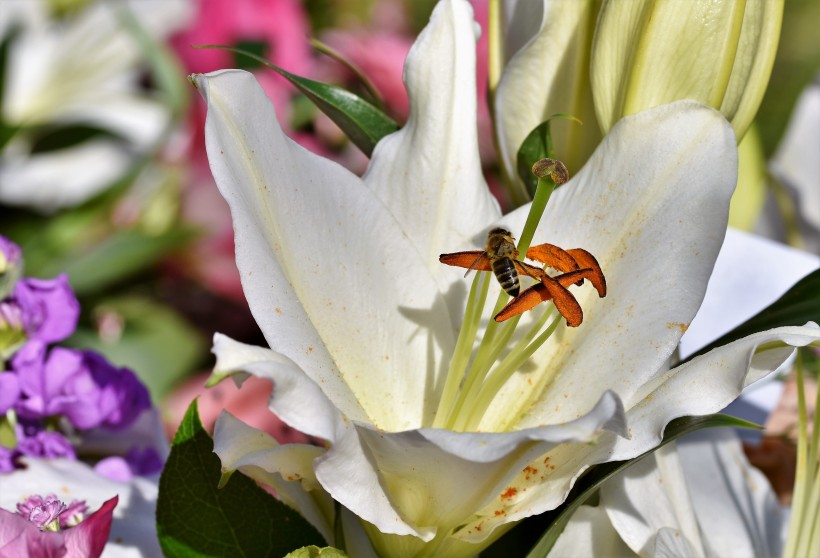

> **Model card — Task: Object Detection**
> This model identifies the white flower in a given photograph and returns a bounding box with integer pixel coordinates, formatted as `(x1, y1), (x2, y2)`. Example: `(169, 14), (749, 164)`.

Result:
(549, 430), (785, 558)
(0, 0), (192, 211)
(192, 0), (819, 555)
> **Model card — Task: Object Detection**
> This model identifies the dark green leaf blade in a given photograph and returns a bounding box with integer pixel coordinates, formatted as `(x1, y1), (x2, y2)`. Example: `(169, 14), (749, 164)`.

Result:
(525, 414), (758, 558)
(197, 46), (399, 157)
(684, 268), (820, 363)
(157, 401), (325, 557)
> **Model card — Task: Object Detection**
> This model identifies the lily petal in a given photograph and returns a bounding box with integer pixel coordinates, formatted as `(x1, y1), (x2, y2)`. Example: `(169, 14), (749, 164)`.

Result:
(610, 323), (820, 459)
(363, 0), (500, 282)
(490, 101), (737, 431)
(195, 70), (455, 430)
(212, 332), (626, 542)
(546, 505), (633, 557)
(213, 411), (334, 544)
(601, 443), (705, 557)
(0, 139), (132, 211)
(678, 430), (784, 557)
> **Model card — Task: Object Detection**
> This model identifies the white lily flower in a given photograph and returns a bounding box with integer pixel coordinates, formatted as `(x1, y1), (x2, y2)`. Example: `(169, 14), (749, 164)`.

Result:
(0, 0), (192, 212)
(549, 430), (785, 558)
(0, 457), (162, 557)
(192, 0), (820, 555)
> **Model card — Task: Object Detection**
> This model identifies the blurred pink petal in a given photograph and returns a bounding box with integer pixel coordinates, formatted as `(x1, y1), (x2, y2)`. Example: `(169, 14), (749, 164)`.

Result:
(322, 29), (413, 120)
(63, 496), (117, 558)
(171, 0), (312, 118)
(164, 373), (312, 445)
(0, 508), (65, 557)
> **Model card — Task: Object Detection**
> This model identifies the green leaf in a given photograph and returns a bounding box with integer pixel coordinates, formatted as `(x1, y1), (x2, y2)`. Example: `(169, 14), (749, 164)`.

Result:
(38, 227), (195, 297)
(196, 45), (399, 157)
(524, 414), (759, 558)
(516, 114), (582, 197)
(684, 268), (820, 363)
(157, 401), (326, 557)
(66, 296), (206, 402)
(285, 546), (349, 558)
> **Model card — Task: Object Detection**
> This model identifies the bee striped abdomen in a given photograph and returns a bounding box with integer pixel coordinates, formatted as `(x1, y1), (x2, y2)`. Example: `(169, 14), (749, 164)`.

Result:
(492, 257), (520, 297)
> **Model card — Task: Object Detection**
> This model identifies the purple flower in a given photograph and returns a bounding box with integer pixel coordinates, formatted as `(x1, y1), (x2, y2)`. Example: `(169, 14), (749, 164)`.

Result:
(59, 500), (88, 529)
(0, 446), (19, 473)
(16, 494), (67, 530)
(17, 428), (76, 461)
(0, 372), (20, 415)
(16, 495), (88, 531)
(12, 275), (79, 345)
(14, 346), (151, 431)
(94, 446), (164, 482)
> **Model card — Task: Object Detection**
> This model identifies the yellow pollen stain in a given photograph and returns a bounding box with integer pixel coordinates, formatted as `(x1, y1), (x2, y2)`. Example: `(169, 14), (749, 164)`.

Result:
(667, 322), (688, 334)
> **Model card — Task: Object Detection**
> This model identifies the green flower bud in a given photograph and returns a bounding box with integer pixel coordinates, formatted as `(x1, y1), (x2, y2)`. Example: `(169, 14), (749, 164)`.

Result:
(591, 0), (783, 141)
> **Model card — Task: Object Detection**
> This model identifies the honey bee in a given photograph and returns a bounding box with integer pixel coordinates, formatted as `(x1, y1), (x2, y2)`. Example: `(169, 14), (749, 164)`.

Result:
(440, 228), (606, 326)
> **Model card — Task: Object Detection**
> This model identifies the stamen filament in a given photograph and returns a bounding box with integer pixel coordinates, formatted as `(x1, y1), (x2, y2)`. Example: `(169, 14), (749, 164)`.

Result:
(442, 295), (515, 430)
(460, 310), (561, 431)
(433, 272), (490, 428)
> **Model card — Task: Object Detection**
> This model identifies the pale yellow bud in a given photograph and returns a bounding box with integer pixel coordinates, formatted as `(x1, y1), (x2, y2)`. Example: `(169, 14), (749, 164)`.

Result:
(591, 0), (783, 141)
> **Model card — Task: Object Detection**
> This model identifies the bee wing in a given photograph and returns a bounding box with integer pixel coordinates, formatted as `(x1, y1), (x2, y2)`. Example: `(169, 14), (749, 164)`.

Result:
(494, 274), (583, 327)
(439, 250), (491, 277)
(565, 249), (607, 297)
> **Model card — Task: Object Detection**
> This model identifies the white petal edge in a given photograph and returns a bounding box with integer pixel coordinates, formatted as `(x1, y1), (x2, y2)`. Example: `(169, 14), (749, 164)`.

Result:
(608, 323), (820, 460)
(0, 139), (132, 211)
(771, 81), (820, 231)
(211, 334), (344, 442)
(315, 391), (625, 542)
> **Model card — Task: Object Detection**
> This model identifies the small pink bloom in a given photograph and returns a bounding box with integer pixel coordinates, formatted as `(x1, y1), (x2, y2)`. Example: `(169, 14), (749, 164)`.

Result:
(0, 496), (116, 558)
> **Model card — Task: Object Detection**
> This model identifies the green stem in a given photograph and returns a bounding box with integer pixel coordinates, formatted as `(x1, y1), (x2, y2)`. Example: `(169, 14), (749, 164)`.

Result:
(785, 357), (810, 557)
(517, 177), (556, 255)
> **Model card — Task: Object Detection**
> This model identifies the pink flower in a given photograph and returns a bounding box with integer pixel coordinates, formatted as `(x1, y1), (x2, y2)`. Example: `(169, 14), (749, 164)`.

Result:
(164, 373), (312, 445)
(321, 29), (414, 120)
(0, 495), (117, 558)
(171, 0), (313, 130)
